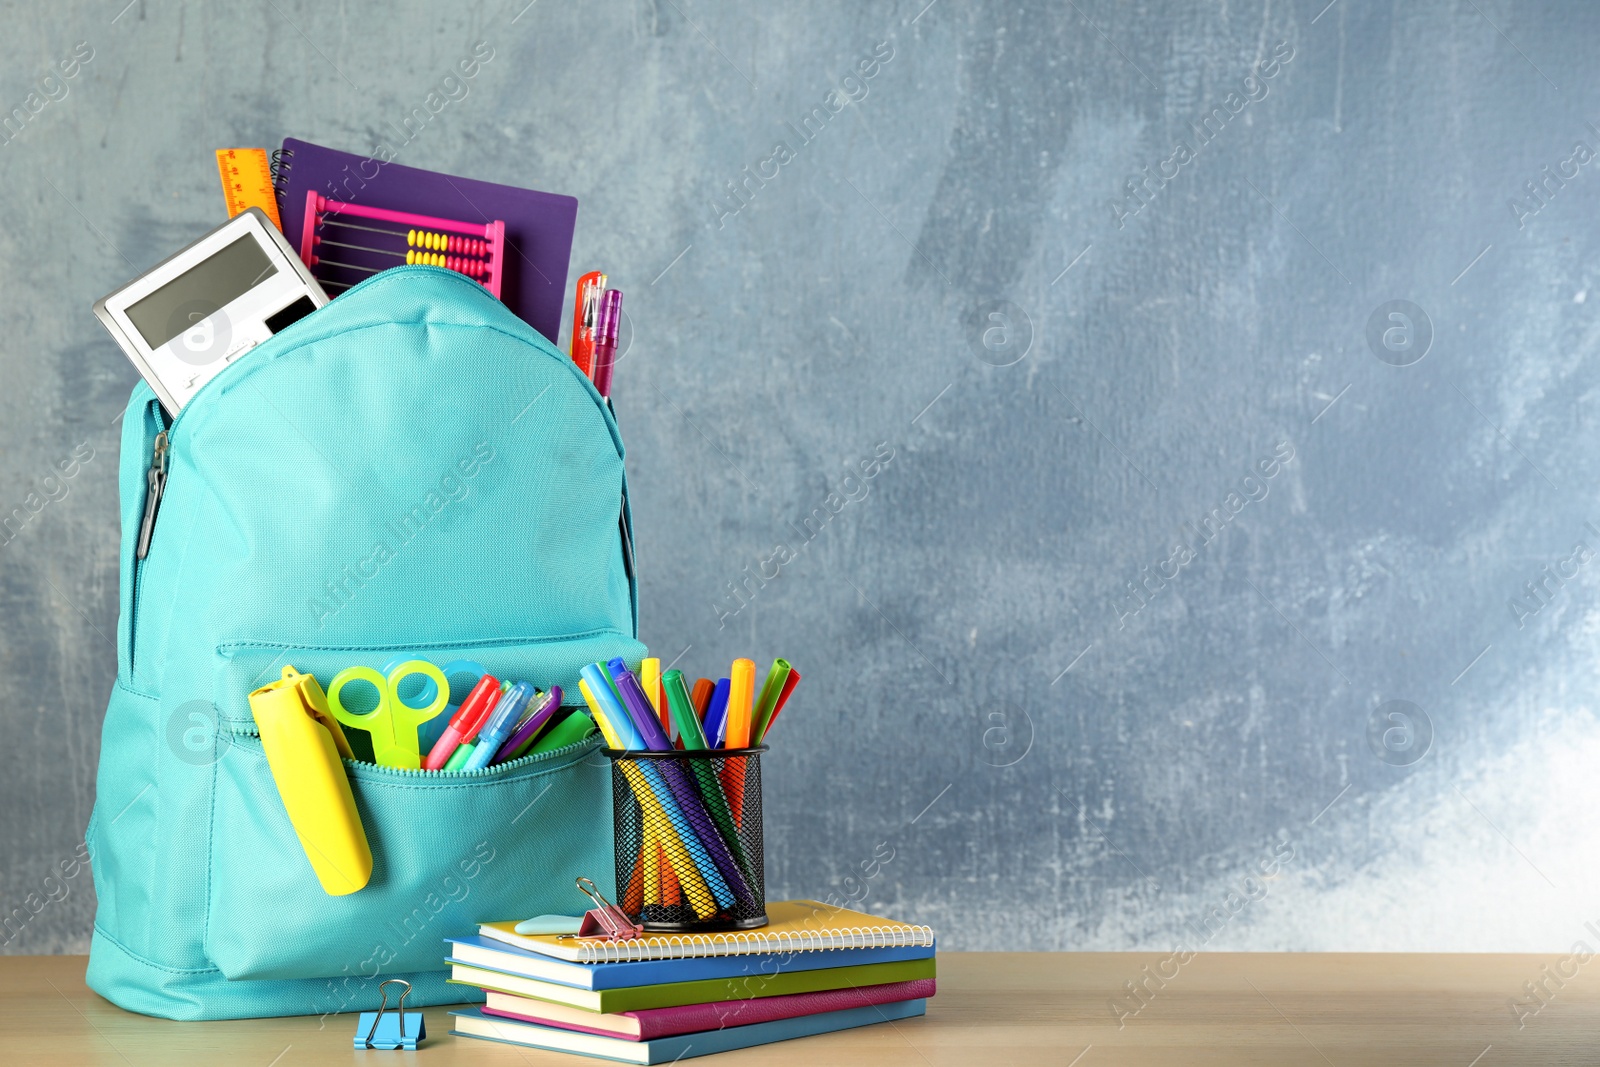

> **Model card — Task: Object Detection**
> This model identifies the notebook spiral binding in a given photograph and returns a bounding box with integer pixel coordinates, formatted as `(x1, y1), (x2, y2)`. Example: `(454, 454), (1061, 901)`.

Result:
(269, 147), (292, 188)
(567, 921), (936, 964)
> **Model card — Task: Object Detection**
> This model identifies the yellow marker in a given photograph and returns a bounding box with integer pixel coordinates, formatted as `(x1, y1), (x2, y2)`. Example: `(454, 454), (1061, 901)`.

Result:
(248, 666), (371, 895)
(579, 681), (650, 905)
(640, 657), (667, 737)
(214, 148), (282, 232)
(622, 761), (712, 916)
(645, 834), (663, 908)
(631, 660), (664, 905)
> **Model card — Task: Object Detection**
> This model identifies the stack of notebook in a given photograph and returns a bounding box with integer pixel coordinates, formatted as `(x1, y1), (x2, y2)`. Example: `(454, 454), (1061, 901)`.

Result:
(446, 901), (936, 1063)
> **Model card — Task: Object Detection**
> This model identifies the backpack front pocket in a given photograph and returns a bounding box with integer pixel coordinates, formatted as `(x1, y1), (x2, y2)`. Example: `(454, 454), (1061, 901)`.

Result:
(204, 637), (635, 983)
(205, 730), (611, 983)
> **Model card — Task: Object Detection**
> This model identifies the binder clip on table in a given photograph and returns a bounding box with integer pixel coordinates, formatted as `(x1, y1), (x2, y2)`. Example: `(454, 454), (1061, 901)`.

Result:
(354, 979), (425, 1050)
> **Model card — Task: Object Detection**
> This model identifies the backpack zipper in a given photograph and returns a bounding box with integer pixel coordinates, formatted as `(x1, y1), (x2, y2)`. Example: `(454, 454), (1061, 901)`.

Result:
(126, 401), (167, 685)
(136, 428), (169, 560)
(224, 720), (599, 778)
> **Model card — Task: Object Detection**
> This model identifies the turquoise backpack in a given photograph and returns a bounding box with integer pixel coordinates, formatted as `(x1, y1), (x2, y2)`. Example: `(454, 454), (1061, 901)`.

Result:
(85, 266), (644, 1020)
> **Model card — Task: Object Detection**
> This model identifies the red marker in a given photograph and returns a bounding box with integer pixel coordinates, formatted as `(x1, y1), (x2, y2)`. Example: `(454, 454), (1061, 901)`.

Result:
(758, 669), (801, 741)
(422, 675), (500, 770)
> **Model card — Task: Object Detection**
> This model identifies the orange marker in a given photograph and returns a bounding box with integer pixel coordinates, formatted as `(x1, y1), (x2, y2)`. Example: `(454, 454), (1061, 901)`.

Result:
(724, 660), (755, 748)
(623, 848), (644, 914)
(660, 843), (682, 906)
(690, 678), (715, 721)
(722, 659), (756, 825)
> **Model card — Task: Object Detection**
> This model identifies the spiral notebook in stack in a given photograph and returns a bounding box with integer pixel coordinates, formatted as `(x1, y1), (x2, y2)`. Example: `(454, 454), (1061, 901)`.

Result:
(475, 900), (934, 962)
(446, 900), (937, 1062)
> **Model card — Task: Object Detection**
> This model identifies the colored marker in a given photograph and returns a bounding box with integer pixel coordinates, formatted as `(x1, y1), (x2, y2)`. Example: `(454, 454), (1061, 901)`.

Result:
(660, 846), (682, 906)
(749, 659), (791, 745)
(640, 657), (670, 740)
(419, 658), (488, 749)
(464, 682), (536, 770)
(580, 664), (645, 749)
(760, 668), (802, 741)
(690, 678), (714, 720)
(721, 659), (757, 826)
(663, 671), (708, 750)
(725, 659), (756, 749)
(623, 846), (646, 915)
(494, 686), (564, 764)
(443, 741), (475, 770)
(703, 678), (731, 748)
(423, 674), (500, 770)
(579, 679), (626, 750)
(526, 705), (594, 755)
(605, 660), (674, 751)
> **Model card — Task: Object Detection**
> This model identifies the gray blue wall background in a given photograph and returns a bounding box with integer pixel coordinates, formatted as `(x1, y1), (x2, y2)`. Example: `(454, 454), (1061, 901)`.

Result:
(5, 0), (1600, 955)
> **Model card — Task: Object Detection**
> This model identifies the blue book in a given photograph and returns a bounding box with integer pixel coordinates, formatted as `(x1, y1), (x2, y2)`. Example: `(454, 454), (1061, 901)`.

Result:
(445, 934), (935, 991)
(450, 999), (927, 1063)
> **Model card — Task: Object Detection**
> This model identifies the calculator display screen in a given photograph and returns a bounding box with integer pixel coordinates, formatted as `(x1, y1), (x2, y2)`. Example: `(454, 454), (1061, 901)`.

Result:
(125, 233), (278, 350)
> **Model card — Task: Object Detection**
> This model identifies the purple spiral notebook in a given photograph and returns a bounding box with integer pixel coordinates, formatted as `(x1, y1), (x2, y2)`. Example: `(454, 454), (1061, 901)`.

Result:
(273, 137), (578, 345)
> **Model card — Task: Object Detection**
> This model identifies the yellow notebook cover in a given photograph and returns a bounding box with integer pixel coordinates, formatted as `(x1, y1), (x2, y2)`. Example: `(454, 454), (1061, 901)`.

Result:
(478, 900), (934, 964)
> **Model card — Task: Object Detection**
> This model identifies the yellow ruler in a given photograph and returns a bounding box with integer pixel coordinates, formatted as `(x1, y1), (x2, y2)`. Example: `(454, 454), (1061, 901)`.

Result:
(214, 148), (282, 231)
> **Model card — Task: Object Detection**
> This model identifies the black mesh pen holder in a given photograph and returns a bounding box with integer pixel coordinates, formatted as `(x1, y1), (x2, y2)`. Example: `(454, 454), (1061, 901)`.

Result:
(604, 747), (768, 932)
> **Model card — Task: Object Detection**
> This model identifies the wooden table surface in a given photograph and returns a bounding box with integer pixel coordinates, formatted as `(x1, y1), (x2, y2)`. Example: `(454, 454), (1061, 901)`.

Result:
(5, 952), (1595, 1065)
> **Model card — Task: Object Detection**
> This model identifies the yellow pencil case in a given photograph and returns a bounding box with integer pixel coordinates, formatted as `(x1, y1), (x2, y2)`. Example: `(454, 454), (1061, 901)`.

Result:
(247, 665), (373, 895)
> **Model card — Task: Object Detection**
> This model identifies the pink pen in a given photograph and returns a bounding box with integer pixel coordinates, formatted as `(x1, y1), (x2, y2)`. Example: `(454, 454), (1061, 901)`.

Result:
(422, 675), (500, 770)
(591, 289), (622, 398)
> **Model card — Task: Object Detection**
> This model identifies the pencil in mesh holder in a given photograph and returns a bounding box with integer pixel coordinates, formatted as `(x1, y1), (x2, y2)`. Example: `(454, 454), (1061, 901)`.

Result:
(605, 747), (768, 932)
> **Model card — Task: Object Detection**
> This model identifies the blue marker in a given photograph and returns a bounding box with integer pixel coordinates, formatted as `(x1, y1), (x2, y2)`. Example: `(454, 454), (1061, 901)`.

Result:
(462, 682), (535, 770)
(580, 663), (645, 749)
(702, 678), (732, 748)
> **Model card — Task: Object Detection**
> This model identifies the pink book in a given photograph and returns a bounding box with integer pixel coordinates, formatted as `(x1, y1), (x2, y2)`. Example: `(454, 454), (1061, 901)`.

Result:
(481, 978), (936, 1042)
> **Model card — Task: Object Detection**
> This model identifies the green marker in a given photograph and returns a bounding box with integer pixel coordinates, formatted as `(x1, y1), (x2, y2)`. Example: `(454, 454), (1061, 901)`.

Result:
(664, 670), (710, 750)
(749, 659), (792, 744)
(528, 710), (597, 755)
(443, 741), (475, 770)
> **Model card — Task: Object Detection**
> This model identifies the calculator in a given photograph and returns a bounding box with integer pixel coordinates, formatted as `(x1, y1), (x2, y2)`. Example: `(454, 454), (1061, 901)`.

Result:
(93, 207), (328, 414)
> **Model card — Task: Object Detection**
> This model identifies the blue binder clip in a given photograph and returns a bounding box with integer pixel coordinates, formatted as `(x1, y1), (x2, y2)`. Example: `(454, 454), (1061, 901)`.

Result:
(354, 979), (426, 1051)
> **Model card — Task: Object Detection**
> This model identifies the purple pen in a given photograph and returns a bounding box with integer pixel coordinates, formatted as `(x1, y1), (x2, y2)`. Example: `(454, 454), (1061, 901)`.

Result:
(492, 685), (563, 764)
(591, 289), (622, 399)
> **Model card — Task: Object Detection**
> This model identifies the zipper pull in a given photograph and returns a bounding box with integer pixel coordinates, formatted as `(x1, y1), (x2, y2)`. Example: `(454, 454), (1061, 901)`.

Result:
(136, 431), (169, 561)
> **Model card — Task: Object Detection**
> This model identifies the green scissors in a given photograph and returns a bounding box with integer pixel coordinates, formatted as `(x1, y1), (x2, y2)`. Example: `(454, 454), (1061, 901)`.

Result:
(327, 660), (449, 769)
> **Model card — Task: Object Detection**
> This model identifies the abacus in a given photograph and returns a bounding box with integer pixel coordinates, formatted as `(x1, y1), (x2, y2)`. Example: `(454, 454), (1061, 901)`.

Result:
(298, 191), (506, 298)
